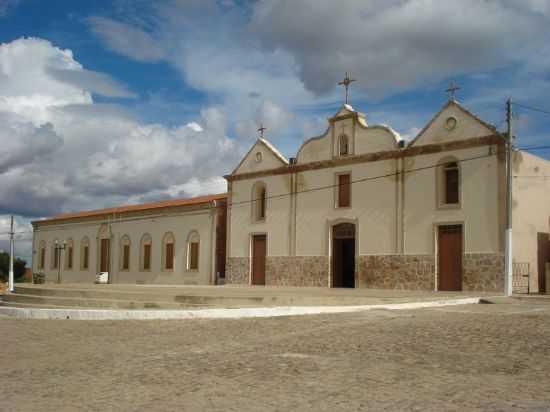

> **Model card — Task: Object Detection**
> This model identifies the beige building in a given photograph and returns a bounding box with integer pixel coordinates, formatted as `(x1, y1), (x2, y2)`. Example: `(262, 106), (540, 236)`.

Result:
(225, 100), (550, 293)
(31, 99), (550, 292)
(32, 194), (227, 285)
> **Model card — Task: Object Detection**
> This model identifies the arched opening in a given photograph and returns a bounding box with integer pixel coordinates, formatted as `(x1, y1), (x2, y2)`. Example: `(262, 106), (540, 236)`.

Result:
(437, 157), (460, 207)
(65, 238), (74, 270)
(80, 237), (90, 271)
(140, 234), (152, 271)
(162, 232), (175, 271)
(120, 235), (131, 271)
(186, 231), (200, 271)
(339, 134), (349, 156)
(38, 240), (46, 270)
(332, 223), (355, 288)
(251, 181), (267, 222)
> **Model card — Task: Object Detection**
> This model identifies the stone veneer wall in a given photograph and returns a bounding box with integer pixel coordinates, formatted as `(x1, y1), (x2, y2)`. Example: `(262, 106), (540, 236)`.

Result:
(358, 255), (435, 290)
(266, 256), (329, 286)
(225, 257), (249, 285)
(462, 253), (504, 292)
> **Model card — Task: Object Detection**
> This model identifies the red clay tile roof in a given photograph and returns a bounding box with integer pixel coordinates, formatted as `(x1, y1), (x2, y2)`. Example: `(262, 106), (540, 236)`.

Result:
(33, 193), (227, 224)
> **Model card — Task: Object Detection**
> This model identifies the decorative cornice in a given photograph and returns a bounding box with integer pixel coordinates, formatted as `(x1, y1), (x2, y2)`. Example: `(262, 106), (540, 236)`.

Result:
(225, 134), (504, 182)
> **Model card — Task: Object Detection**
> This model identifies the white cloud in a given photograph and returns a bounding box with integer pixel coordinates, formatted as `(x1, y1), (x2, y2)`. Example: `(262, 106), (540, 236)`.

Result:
(0, 37), (242, 221)
(87, 16), (166, 62)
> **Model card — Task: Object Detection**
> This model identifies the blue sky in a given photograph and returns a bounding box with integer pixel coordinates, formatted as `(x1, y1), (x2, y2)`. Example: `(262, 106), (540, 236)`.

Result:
(1, 0), (550, 260)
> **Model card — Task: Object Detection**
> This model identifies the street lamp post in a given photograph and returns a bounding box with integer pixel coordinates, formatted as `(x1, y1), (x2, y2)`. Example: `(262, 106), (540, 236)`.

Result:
(55, 239), (67, 284)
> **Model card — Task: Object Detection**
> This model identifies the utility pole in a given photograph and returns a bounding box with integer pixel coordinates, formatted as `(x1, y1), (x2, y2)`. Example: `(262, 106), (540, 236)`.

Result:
(505, 98), (513, 296)
(8, 215), (14, 292)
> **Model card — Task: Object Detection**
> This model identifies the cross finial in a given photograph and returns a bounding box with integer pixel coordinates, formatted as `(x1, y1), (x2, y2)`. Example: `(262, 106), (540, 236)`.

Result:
(445, 81), (461, 100)
(258, 123), (266, 138)
(338, 72), (356, 104)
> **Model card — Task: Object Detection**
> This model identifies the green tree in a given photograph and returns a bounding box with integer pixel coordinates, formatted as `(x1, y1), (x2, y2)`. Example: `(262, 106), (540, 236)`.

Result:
(0, 251), (27, 282)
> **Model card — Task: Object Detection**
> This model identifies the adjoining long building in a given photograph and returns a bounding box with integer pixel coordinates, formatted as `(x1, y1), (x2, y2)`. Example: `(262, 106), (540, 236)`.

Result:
(32, 99), (550, 292)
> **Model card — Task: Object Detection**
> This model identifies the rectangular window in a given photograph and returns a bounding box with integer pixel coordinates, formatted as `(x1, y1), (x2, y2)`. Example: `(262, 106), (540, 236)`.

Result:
(123, 244), (130, 270)
(445, 167), (459, 204)
(67, 247), (73, 269)
(189, 242), (199, 270)
(83, 246), (89, 270)
(40, 248), (45, 270)
(143, 244), (151, 270)
(165, 243), (174, 270)
(338, 174), (351, 208)
(53, 248), (59, 269)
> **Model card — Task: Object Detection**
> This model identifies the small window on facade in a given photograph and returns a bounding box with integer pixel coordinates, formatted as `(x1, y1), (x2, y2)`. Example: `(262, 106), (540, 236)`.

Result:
(339, 134), (349, 156)
(120, 236), (131, 271)
(39, 242), (46, 270)
(123, 245), (130, 270)
(141, 234), (152, 271)
(444, 162), (459, 204)
(338, 173), (351, 208)
(253, 182), (267, 222)
(83, 246), (89, 269)
(189, 242), (199, 270)
(67, 246), (73, 269)
(52, 242), (59, 270)
(163, 232), (175, 271)
(65, 239), (74, 270)
(80, 237), (89, 270)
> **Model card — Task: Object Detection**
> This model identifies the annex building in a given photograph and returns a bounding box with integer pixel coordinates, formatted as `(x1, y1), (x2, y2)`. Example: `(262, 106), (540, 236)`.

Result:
(32, 99), (550, 293)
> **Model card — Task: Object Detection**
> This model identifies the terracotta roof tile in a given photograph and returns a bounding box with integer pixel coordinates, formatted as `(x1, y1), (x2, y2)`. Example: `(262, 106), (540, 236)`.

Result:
(34, 193), (227, 224)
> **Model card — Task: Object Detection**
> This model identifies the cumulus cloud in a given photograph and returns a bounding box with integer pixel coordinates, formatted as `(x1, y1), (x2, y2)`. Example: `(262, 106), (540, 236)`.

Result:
(0, 37), (240, 221)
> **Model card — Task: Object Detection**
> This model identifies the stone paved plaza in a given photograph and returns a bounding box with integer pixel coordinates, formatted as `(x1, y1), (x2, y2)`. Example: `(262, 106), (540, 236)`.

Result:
(2, 299), (550, 411)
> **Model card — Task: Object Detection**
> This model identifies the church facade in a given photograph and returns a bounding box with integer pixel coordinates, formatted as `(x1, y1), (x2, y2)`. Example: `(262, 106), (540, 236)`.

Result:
(31, 100), (550, 292)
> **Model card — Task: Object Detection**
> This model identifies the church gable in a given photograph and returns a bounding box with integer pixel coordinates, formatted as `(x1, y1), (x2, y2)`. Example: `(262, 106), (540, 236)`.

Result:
(231, 138), (288, 175)
(410, 100), (496, 147)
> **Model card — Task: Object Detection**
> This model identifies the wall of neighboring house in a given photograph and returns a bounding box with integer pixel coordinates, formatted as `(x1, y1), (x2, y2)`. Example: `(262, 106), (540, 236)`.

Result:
(512, 150), (550, 293)
(32, 205), (220, 285)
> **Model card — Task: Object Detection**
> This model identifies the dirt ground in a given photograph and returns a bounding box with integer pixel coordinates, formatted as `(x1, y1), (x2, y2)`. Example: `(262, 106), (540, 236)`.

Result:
(2, 301), (550, 411)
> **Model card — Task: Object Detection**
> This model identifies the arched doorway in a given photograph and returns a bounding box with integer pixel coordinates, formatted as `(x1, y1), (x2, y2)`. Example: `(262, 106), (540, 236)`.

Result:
(332, 223), (355, 288)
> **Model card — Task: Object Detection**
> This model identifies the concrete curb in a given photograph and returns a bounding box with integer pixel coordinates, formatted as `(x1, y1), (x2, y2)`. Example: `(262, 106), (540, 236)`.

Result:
(0, 297), (482, 320)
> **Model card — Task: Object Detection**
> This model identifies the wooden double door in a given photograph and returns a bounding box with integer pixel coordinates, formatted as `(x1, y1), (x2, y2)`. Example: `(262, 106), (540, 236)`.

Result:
(438, 225), (462, 291)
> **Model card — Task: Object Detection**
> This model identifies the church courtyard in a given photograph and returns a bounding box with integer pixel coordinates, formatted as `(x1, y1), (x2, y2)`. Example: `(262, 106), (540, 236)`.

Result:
(2, 299), (550, 411)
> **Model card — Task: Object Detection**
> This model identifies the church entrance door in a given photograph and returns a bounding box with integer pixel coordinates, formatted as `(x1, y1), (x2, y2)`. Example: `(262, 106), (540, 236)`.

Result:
(332, 223), (355, 288)
(251, 234), (266, 285)
(438, 225), (462, 291)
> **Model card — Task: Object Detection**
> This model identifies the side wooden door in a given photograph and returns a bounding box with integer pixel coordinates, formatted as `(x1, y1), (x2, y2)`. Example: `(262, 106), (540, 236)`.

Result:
(438, 225), (462, 291)
(252, 235), (266, 285)
(100, 238), (110, 273)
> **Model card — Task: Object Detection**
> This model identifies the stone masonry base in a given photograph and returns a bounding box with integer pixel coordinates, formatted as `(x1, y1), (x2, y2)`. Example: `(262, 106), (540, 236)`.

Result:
(226, 253), (504, 292)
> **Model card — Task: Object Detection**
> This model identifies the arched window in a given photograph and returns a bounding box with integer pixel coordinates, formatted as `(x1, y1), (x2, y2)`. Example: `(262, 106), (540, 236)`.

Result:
(162, 232), (175, 271)
(140, 234), (152, 271)
(38, 240), (46, 270)
(65, 238), (74, 270)
(80, 237), (90, 271)
(186, 231), (200, 271)
(438, 159), (460, 206)
(339, 134), (349, 156)
(120, 235), (131, 271)
(252, 181), (267, 222)
(51, 239), (59, 270)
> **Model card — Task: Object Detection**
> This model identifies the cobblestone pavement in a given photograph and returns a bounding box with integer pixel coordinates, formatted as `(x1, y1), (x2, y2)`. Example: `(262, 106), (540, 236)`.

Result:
(2, 301), (550, 411)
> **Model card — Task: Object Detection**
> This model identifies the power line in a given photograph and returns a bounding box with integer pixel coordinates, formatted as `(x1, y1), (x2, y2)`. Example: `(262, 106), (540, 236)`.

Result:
(514, 102), (550, 116)
(21, 151), (499, 228)
(517, 145), (550, 151)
